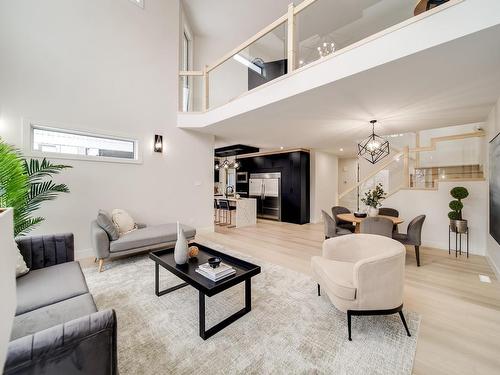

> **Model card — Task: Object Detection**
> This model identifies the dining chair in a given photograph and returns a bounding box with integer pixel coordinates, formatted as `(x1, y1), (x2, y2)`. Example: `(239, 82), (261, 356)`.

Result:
(322, 210), (351, 240)
(393, 215), (426, 267)
(214, 199), (220, 224)
(379, 207), (399, 217)
(331, 206), (356, 233)
(379, 207), (400, 232)
(360, 217), (393, 238)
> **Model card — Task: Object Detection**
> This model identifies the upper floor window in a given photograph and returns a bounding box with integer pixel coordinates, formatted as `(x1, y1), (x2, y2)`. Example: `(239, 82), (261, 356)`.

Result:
(28, 123), (140, 163)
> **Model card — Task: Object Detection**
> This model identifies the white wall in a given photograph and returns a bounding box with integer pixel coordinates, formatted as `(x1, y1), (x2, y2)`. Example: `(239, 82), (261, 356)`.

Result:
(0, 0), (214, 258)
(384, 180), (487, 255)
(310, 150), (338, 223)
(0, 209), (17, 370)
(485, 97), (500, 275)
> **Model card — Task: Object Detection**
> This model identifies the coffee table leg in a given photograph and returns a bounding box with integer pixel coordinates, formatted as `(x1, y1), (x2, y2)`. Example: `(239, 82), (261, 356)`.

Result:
(154, 262), (188, 297)
(199, 291), (206, 338)
(198, 279), (253, 340)
(245, 278), (251, 312)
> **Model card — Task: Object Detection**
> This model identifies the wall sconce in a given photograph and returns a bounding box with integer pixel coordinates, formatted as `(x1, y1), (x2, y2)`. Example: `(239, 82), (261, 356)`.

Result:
(154, 134), (163, 153)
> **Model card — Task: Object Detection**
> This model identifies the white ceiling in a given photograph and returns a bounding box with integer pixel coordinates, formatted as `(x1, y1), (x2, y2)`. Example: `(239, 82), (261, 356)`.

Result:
(196, 25), (500, 156)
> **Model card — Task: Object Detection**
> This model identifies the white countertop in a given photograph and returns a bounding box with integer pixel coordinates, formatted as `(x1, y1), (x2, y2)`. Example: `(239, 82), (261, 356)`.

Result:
(214, 196), (255, 202)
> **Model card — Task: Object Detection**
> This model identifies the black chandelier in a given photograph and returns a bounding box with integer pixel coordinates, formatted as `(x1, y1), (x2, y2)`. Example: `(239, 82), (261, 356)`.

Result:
(215, 159), (240, 170)
(357, 120), (390, 164)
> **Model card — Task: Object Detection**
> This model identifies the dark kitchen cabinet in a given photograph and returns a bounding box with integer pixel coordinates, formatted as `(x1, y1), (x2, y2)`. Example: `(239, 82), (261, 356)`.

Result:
(236, 151), (310, 224)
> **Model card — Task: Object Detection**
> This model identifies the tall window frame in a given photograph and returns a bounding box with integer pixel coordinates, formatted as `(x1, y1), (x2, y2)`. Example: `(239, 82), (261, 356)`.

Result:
(181, 27), (193, 112)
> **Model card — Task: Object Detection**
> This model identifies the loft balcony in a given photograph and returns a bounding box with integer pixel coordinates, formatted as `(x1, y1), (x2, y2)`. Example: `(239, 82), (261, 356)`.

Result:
(177, 0), (500, 143)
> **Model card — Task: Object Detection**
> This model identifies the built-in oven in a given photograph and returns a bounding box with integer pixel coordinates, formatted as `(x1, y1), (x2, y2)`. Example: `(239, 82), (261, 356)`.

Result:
(236, 172), (248, 183)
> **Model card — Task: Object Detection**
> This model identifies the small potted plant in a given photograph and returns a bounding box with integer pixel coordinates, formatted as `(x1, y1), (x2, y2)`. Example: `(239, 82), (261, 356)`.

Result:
(361, 183), (386, 217)
(448, 186), (469, 233)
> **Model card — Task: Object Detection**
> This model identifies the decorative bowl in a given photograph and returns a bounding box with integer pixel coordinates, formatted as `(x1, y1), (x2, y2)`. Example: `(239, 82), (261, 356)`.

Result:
(208, 257), (222, 268)
(354, 212), (367, 218)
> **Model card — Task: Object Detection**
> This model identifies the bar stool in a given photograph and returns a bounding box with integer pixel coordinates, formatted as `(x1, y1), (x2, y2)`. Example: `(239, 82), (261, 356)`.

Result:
(218, 199), (236, 227)
(214, 199), (220, 224)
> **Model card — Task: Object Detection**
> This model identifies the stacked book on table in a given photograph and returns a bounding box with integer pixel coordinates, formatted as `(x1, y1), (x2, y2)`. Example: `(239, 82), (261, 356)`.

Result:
(196, 262), (235, 281)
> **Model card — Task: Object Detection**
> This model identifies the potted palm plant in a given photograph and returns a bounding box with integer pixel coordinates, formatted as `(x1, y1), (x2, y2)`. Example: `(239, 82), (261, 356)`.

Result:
(0, 139), (71, 236)
(448, 186), (469, 233)
(361, 183), (387, 217)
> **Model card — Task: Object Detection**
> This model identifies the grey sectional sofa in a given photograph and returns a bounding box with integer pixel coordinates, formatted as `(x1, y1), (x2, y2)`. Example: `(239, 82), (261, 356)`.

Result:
(91, 220), (196, 271)
(4, 234), (117, 375)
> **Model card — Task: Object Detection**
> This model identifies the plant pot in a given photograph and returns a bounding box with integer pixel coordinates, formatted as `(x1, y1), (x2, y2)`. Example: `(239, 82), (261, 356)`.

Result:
(450, 219), (467, 233)
(367, 207), (379, 217)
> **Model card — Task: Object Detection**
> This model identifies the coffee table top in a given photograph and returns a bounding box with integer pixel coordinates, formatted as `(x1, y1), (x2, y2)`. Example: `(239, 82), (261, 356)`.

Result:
(149, 242), (261, 296)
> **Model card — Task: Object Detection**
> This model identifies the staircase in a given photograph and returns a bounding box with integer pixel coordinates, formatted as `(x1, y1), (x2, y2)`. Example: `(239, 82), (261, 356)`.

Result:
(338, 130), (485, 211)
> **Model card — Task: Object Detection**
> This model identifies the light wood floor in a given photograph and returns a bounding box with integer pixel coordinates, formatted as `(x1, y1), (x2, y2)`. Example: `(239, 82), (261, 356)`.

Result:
(195, 220), (500, 375)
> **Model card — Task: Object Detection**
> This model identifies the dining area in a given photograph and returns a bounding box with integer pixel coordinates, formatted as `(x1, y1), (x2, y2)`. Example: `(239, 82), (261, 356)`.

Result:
(322, 206), (426, 266)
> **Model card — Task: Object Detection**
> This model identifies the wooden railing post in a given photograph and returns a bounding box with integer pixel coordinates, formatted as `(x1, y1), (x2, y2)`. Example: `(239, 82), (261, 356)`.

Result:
(203, 65), (209, 111)
(287, 3), (296, 73)
(403, 146), (410, 188)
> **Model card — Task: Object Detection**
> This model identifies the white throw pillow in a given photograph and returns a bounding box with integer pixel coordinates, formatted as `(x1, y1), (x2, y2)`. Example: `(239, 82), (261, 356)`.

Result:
(15, 242), (29, 278)
(111, 209), (137, 235)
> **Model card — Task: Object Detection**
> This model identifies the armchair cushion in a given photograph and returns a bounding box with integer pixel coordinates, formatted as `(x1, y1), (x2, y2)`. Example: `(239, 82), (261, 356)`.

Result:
(16, 233), (74, 271)
(110, 223), (196, 253)
(16, 261), (88, 315)
(311, 257), (356, 300)
(11, 293), (97, 341)
(5, 310), (117, 375)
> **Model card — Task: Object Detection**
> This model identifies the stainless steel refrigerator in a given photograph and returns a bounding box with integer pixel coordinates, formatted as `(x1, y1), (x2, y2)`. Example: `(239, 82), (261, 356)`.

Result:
(249, 172), (281, 221)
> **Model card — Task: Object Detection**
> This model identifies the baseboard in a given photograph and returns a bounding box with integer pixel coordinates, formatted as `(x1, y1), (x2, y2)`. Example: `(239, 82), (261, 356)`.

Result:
(75, 247), (94, 260)
(486, 254), (500, 280)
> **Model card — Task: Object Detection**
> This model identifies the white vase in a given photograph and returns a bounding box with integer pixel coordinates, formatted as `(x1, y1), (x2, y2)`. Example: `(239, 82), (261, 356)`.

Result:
(368, 207), (379, 217)
(174, 221), (188, 265)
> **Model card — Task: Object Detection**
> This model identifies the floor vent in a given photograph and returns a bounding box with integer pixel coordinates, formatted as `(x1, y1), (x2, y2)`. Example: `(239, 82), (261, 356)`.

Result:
(479, 274), (491, 283)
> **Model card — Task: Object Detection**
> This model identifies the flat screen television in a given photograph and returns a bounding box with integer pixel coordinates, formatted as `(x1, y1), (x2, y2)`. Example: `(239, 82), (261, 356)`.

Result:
(490, 132), (500, 245)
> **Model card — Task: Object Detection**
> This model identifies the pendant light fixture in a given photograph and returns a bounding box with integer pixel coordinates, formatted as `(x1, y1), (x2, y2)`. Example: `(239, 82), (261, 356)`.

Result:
(357, 120), (390, 164)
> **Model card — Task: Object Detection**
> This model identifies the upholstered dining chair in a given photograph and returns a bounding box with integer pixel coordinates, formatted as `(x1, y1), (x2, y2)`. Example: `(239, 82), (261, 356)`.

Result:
(360, 216), (393, 238)
(311, 234), (411, 340)
(393, 215), (426, 267)
(378, 207), (399, 232)
(379, 207), (399, 218)
(331, 206), (356, 233)
(322, 210), (351, 239)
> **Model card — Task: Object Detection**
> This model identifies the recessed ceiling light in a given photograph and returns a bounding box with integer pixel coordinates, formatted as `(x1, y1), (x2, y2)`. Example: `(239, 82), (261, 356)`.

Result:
(280, 146), (284, 150)
(339, 148), (344, 152)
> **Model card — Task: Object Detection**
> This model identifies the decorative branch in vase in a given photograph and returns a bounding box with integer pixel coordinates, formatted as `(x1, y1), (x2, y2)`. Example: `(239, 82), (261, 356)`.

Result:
(361, 183), (387, 217)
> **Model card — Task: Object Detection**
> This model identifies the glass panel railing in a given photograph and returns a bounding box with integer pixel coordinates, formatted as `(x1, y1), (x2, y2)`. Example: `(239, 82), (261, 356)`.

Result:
(339, 156), (404, 213)
(338, 188), (359, 213)
(179, 74), (204, 112)
(411, 136), (484, 188)
(207, 22), (287, 109)
(295, 0), (415, 69)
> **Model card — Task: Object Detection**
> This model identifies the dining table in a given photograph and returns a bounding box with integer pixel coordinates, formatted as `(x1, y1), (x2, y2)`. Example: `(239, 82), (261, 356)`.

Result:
(336, 213), (404, 233)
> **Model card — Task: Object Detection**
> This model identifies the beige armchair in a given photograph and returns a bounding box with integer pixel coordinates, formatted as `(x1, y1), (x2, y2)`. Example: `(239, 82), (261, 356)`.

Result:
(311, 234), (411, 340)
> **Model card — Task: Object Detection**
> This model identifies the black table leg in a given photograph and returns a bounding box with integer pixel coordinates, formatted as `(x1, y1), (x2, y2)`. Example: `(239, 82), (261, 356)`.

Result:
(467, 228), (469, 258)
(199, 279), (253, 340)
(155, 262), (188, 297)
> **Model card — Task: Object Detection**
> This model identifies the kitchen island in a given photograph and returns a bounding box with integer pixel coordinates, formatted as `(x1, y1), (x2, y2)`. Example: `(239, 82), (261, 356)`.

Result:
(214, 196), (257, 228)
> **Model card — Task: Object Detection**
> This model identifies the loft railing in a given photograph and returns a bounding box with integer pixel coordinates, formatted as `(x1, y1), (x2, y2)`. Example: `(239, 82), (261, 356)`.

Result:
(179, 0), (463, 113)
(337, 130), (485, 212)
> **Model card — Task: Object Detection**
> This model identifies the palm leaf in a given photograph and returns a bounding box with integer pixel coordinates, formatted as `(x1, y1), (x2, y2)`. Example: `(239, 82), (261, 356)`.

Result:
(24, 158), (72, 182)
(0, 141), (29, 230)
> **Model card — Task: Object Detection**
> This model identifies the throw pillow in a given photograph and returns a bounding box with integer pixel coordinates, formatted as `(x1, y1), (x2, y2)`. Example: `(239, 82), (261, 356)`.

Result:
(111, 209), (137, 235)
(97, 210), (120, 241)
(15, 243), (29, 278)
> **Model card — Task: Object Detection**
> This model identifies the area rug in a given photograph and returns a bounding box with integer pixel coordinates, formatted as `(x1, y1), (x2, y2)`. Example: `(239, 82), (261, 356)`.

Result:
(82, 241), (420, 375)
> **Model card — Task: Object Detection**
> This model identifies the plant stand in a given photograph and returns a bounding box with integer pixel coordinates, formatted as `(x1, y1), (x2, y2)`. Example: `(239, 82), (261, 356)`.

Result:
(448, 225), (469, 258)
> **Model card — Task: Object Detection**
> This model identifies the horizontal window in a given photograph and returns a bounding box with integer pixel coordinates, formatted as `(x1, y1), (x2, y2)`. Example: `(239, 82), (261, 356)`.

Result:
(29, 124), (139, 162)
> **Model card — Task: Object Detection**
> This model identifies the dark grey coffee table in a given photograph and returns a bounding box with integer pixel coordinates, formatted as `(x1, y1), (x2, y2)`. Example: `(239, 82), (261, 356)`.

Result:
(149, 242), (261, 340)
